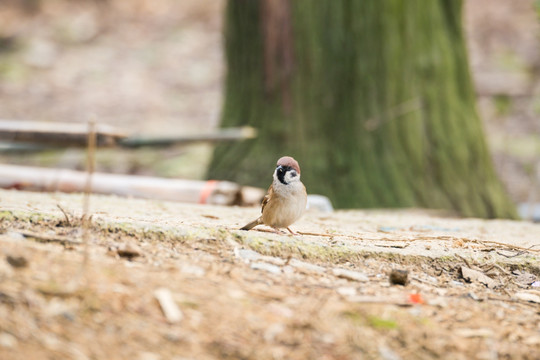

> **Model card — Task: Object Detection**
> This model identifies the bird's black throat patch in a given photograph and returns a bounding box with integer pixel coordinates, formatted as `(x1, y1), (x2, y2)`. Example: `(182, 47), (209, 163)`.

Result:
(276, 165), (291, 185)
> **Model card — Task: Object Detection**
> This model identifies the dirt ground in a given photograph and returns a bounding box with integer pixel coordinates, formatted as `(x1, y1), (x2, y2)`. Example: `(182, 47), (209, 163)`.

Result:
(0, 189), (539, 360)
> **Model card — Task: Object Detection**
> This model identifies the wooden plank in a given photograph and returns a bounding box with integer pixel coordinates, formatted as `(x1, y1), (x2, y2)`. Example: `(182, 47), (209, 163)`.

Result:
(119, 126), (257, 148)
(0, 164), (265, 206)
(0, 120), (256, 148)
(0, 120), (126, 147)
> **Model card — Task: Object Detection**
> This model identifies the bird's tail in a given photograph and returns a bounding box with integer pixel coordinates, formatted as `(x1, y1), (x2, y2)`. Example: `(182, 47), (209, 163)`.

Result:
(240, 217), (262, 231)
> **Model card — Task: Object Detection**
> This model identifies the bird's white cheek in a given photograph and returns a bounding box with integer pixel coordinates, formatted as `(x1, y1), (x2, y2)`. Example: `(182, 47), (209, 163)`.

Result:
(284, 173), (300, 183)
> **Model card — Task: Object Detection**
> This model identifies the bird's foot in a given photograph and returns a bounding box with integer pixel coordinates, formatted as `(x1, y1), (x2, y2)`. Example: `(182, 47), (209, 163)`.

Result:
(286, 227), (299, 235)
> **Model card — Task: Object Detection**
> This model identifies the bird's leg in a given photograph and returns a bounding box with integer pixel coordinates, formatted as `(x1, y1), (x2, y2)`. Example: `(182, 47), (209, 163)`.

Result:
(287, 227), (299, 235)
(271, 227), (287, 235)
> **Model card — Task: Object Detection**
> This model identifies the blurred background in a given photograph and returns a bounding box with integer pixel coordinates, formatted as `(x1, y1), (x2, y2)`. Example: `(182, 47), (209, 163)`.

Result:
(0, 0), (225, 179)
(0, 0), (538, 216)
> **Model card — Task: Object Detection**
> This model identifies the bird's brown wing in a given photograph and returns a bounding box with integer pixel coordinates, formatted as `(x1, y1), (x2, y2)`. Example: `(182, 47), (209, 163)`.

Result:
(261, 185), (273, 214)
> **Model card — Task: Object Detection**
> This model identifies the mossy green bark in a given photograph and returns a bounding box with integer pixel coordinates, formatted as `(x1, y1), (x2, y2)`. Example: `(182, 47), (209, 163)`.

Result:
(208, 0), (517, 219)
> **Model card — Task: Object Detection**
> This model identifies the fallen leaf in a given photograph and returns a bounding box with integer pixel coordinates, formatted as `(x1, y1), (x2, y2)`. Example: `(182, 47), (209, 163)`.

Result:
(332, 268), (369, 282)
(460, 266), (498, 289)
(408, 293), (424, 304)
(514, 272), (536, 286)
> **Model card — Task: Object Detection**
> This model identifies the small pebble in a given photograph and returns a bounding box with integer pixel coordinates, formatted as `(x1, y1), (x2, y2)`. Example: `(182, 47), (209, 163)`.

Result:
(289, 259), (325, 273)
(251, 262), (281, 274)
(6, 255), (28, 268)
(514, 272), (536, 286)
(154, 288), (183, 324)
(179, 264), (205, 277)
(465, 292), (480, 301)
(336, 286), (357, 296)
(514, 291), (540, 304)
(332, 268), (369, 282)
(378, 344), (402, 360)
(235, 248), (262, 262)
(138, 352), (161, 360)
(117, 243), (141, 259)
(6, 231), (25, 241)
(389, 269), (408, 286)
(0, 332), (17, 348)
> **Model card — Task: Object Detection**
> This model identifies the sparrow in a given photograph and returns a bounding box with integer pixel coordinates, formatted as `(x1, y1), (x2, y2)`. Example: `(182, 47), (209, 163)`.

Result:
(240, 156), (307, 234)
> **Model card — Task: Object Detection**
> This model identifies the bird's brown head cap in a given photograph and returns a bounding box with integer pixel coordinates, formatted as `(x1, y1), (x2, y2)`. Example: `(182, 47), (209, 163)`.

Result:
(277, 156), (300, 174)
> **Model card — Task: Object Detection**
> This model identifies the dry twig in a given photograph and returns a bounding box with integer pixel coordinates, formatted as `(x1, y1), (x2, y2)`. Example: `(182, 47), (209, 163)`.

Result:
(18, 230), (81, 245)
(56, 204), (72, 226)
(81, 121), (96, 270)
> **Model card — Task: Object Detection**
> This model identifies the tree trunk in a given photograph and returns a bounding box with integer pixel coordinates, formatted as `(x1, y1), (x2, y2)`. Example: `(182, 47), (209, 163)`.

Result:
(208, 0), (517, 219)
